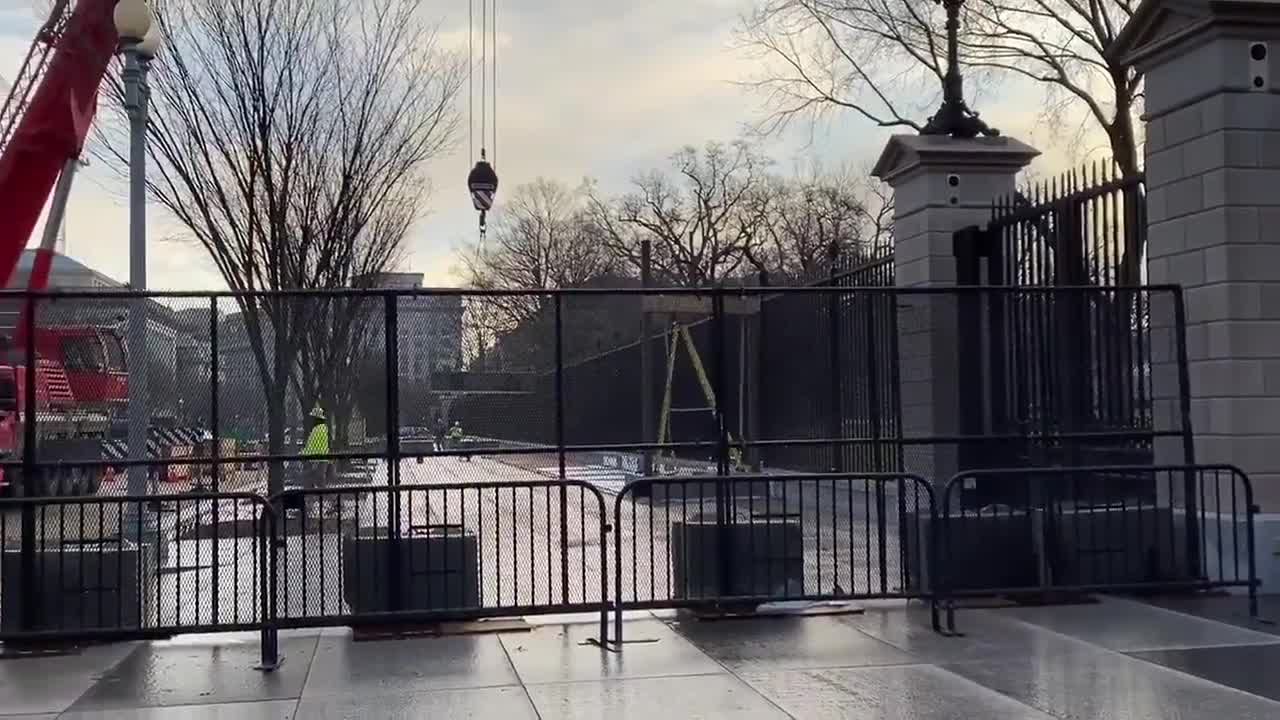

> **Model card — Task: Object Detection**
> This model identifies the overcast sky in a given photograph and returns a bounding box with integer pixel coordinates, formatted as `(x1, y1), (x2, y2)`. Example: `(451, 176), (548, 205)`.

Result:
(1, 0), (1093, 290)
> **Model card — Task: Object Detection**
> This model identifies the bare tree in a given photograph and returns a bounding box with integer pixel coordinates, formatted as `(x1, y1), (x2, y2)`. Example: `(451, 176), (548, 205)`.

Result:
(748, 163), (893, 281)
(95, 0), (462, 490)
(461, 178), (615, 325)
(460, 179), (634, 371)
(741, 1), (1139, 170)
(291, 188), (417, 451)
(588, 142), (773, 287)
(740, 0), (1141, 278)
(738, 0), (944, 135)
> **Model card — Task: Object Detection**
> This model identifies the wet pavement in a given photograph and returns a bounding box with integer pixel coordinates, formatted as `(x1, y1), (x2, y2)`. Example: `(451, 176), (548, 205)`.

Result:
(2, 595), (1279, 718)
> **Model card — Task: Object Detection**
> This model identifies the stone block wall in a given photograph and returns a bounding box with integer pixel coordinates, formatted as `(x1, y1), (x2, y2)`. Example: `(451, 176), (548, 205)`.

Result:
(1146, 82), (1280, 510)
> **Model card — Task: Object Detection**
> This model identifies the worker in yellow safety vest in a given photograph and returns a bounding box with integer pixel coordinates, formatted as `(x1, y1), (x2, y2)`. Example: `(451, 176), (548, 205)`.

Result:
(302, 405), (334, 490)
(448, 421), (471, 462)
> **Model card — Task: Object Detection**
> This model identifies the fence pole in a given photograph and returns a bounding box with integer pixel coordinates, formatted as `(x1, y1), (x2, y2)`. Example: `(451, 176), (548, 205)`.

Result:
(210, 296), (221, 624)
(712, 288), (732, 595)
(384, 294), (402, 611)
(555, 294), (569, 604)
(953, 225), (986, 474)
(639, 241), (653, 476)
(258, 505), (279, 671)
(210, 297), (220, 493)
(827, 245), (844, 473)
(20, 295), (38, 631)
(1173, 290), (1201, 578)
(747, 270), (767, 471)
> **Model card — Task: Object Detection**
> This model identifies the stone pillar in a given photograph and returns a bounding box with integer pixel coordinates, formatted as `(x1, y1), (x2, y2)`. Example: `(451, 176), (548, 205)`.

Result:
(872, 136), (1038, 485)
(1113, 0), (1280, 586)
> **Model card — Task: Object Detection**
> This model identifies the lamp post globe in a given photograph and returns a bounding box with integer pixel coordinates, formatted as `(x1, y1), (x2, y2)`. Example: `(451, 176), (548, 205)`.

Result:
(136, 23), (163, 58)
(113, 0), (153, 43)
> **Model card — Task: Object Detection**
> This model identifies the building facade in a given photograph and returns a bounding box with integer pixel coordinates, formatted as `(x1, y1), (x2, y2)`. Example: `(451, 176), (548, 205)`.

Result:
(356, 272), (464, 383)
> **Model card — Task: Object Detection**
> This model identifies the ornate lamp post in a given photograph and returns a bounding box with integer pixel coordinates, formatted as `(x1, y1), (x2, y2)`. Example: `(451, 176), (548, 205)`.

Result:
(920, 0), (1000, 139)
(116, 0), (161, 520)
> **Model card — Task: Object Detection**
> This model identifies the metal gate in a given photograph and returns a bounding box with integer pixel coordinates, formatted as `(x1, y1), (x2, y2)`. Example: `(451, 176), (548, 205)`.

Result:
(951, 170), (1193, 481)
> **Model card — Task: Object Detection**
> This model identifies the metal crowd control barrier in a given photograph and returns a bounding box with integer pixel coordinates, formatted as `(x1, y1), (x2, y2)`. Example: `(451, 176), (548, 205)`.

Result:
(0, 488), (278, 668)
(938, 464), (1261, 634)
(271, 480), (611, 644)
(612, 472), (939, 643)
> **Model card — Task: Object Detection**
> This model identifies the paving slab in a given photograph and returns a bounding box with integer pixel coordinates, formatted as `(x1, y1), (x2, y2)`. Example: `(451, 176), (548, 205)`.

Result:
(740, 664), (1056, 720)
(59, 699), (297, 719)
(1127, 643), (1280, 703)
(984, 596), (1276, 651)
(1142, 594), (1280, 636)
(300, 633), (518, 698)
(67, 635), (315, 711)
(524, 674), (789, 719)
(0, 642), (138, 715)
(841, 605), (1081, 664)
(669, 615), (913, 673)
(943, 639), (1280, 720)
(501, 619), (722, 684)
(295, 685), (537, 720)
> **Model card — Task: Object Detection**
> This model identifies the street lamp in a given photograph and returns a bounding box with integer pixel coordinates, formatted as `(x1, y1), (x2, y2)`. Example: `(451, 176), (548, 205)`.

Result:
(117, 0), (159, 512)
(919, 0), (999, 139)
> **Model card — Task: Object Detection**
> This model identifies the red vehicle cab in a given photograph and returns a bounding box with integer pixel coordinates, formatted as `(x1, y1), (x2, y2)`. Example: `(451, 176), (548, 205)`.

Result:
(0, 326), (125, 496)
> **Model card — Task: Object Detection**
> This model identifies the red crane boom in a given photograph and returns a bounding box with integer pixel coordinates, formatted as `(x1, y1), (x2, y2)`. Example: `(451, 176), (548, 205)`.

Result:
(0, 0), (119, 291)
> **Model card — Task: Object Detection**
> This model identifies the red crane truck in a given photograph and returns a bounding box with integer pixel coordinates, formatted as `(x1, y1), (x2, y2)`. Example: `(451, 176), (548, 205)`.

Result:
(0, 2), (201, 497)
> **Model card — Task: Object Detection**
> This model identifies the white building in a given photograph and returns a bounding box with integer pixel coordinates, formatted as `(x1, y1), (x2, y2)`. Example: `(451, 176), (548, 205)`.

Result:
(356, 272), (464, 383)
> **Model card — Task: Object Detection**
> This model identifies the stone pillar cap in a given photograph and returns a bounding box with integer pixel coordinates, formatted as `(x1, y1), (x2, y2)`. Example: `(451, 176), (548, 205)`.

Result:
(1109, 0), (1280, 69)
(871, 134), (1039, 184)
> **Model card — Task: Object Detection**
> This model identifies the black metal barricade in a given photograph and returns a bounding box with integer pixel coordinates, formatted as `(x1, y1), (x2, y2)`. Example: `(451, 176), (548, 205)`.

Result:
(611, 472), (938, 642)
(272, 480), (610, 643)
(938, 464), (1260, 633)
(0, 472), (278, 667)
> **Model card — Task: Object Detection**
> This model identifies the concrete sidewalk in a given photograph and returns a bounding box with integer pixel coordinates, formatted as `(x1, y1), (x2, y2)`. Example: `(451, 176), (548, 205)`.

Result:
(3, 595), (1279, 719)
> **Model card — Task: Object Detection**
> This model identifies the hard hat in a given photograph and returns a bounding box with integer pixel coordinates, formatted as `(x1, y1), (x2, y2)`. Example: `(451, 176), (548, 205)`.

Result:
(310, 405), (325, 420)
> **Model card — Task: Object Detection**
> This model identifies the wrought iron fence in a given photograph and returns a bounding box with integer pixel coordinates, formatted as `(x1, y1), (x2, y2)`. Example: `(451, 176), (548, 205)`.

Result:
(985, 167), (1146, 288)
(944, 286), (1178, 477)
(937, 464), (1260, 634)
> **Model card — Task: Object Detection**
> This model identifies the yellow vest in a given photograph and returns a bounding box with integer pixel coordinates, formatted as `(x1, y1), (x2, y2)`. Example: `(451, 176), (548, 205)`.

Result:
(303, 423), (330, 456)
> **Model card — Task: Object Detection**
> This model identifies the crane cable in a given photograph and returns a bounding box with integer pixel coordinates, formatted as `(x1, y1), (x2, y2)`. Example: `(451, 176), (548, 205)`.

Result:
(466, 0), (499, 244)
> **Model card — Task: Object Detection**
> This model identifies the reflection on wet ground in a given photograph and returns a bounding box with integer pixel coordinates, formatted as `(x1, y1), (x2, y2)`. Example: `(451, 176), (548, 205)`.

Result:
(2, 594), (1279, 719)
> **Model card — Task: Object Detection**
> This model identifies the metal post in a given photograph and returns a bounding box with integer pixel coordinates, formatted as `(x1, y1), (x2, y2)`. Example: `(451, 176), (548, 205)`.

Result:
(750, 270), (768, 471)
(123, 46), (151, 537)
(639, 241), (653, 476)
(953, 226), (986, 475)
(555, 295), (569, 603)
(209, 297), (221, 623)
(210, 297), (220, 492)
(1173, 290), (1201, 578)
(711, 288), (731, 596)
(827, 247), (843, 473)
(19, 296), (38, 631)
(384, 294), (402, 609)
(39, 158), (79, 255)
